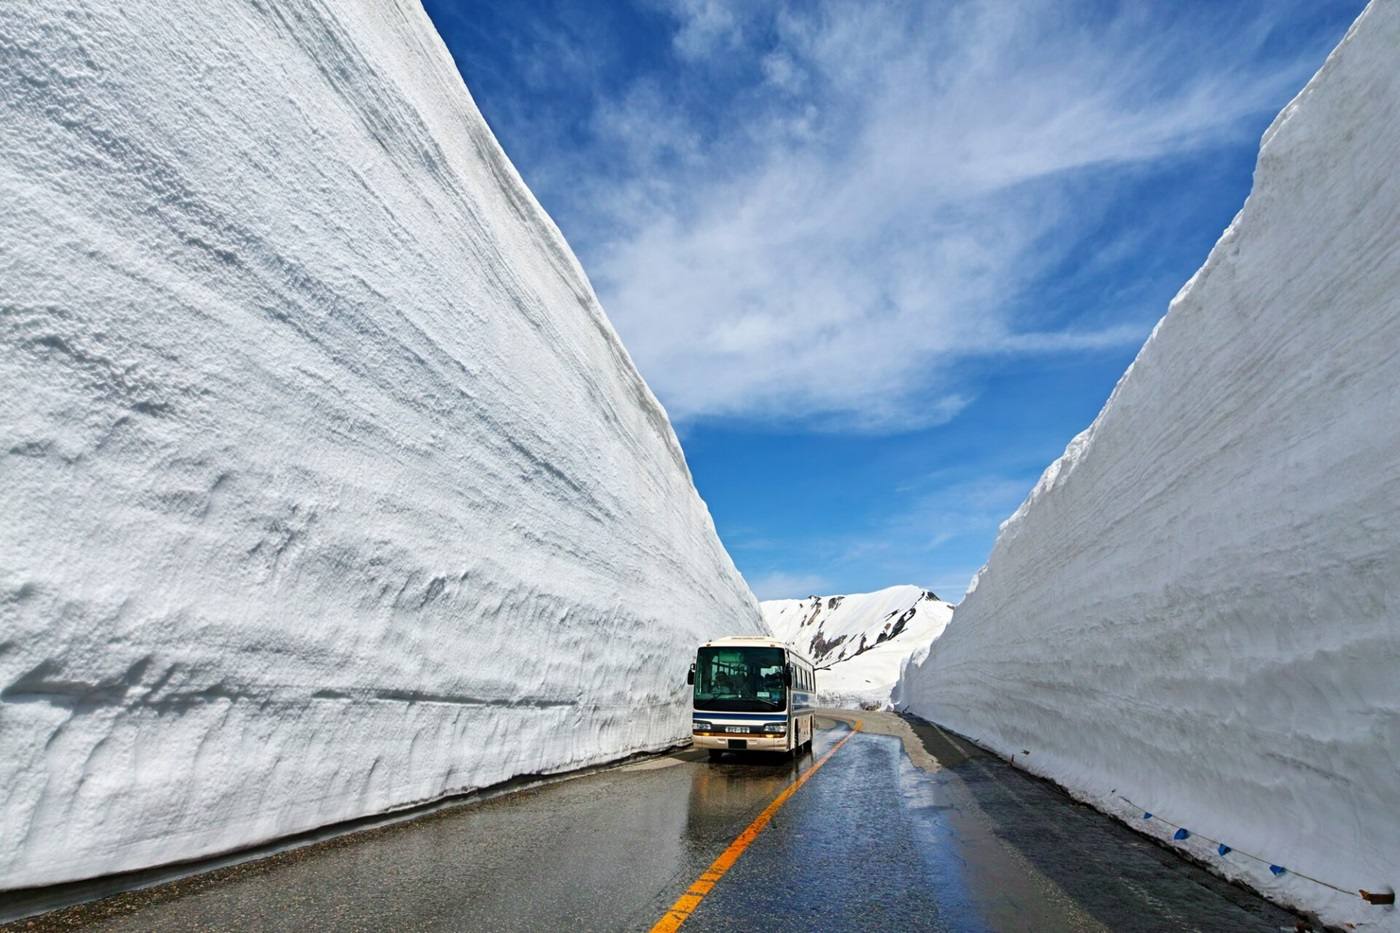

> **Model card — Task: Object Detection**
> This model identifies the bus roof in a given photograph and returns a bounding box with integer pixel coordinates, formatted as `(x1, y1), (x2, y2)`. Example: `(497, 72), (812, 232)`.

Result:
(699, 635), (813, 666)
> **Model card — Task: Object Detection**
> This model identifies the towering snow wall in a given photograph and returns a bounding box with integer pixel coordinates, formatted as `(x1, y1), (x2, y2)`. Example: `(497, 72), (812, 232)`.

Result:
(0, 0), (761, 889)
(898, 4), (1400, 928)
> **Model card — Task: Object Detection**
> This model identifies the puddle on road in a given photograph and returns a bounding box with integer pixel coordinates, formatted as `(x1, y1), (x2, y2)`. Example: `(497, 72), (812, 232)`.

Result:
(874, 711), (1301, 933)
(617, 756), (686, 772)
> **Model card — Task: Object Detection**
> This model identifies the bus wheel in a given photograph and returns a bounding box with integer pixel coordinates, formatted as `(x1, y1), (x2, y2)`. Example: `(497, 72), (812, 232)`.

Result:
(707, 749), (724, 762)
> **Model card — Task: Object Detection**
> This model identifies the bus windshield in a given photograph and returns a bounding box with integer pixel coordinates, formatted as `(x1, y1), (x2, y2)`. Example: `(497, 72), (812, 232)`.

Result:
(694, 646), (786, 712)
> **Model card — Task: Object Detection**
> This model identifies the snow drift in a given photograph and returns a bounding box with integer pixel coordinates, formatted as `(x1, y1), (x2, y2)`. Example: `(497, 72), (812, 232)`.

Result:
(764, 586), (951, 709)
(898, 3), (1400, 928)
(0, 0), (761, 889)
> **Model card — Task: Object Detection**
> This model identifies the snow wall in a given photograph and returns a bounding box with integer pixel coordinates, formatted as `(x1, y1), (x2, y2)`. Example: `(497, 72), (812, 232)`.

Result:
(0, 0), (762, 889)
(898, 4), (1400, 928)
(763, 587), (952, 709)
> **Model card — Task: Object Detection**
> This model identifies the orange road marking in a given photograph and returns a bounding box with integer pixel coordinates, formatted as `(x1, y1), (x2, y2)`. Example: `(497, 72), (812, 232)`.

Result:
(649, 720), (863, 933)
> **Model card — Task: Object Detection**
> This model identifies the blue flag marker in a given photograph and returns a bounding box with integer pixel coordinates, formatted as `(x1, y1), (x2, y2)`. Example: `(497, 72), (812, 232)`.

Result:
(1217, 844), (1232, 856)
(1173, 828), (1191, 841)
(1270, 865), (1287, 876)
(1142, 812), (1152, 820)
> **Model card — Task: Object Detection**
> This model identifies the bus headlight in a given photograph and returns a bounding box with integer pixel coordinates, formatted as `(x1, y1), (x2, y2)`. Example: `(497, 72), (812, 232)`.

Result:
(693, 721), (712, 732)
(763, 723), (786, 734)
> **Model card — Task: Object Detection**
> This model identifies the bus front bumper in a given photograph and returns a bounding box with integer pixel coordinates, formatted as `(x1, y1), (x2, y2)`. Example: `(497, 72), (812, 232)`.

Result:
(692, 731), (788, 751)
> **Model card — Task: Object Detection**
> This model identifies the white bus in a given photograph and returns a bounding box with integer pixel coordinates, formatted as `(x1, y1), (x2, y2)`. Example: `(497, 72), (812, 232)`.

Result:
(686, 635), (816, 760)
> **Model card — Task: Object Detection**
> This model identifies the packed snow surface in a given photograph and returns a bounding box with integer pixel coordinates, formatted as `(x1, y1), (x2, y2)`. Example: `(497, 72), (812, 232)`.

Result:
(764, 586), (951, 709)
(898, 3), (1400, 929)
(0, 0), (761, 889)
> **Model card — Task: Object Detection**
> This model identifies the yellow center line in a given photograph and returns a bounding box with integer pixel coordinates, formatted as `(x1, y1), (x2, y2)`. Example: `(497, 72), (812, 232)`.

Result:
(649, 720), (864, 933)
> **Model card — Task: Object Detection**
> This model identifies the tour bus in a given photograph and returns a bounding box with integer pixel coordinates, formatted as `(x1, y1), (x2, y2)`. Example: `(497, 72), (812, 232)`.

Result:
(686, 635), (816, 760)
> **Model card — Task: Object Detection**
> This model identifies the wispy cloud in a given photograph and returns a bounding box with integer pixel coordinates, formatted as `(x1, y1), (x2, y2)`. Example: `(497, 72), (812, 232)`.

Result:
(748, 571), (832, 600)
(737, 470), (1037, 601)
(491, 0), (1342, 432)
(665, 0), (751, 60)
(844, 472), (1037, 597)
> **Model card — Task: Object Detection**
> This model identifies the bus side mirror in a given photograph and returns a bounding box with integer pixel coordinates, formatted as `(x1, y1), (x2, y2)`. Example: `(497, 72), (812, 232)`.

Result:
(783, 664), (793, 686)
(686, 663), (695, 685)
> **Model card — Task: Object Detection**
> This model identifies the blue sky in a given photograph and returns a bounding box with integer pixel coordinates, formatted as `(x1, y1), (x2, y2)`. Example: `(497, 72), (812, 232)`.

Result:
(422, 0), (1365, 600)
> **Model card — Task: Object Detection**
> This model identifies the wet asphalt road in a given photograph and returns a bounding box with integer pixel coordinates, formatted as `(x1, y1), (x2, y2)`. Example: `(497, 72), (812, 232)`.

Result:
(5, 712), (1301, 932)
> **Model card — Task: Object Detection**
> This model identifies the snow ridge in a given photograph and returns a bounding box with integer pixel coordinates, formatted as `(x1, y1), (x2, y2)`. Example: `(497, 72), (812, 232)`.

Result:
(897, 3), (1400, 929)
(0, 0), (760, 888)
(765, 586), (952, 709)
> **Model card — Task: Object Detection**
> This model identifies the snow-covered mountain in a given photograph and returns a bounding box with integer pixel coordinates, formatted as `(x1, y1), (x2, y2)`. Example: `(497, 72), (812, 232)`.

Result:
(0, 0), (761, 889)
(764, 586), (952, 709)
(898, 4), (1399, 930)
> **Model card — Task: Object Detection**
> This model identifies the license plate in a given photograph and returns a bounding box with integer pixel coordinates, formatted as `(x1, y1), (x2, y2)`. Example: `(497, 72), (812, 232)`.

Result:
(724, 726), (748, 734)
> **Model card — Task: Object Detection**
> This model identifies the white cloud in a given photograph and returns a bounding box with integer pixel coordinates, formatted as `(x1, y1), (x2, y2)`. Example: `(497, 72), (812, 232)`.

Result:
(749, 571), (832, 601)
(667, 0), (746, 60)
(760, 51), (803, 93)
(859, 472), (1039, 586)
(521, 0), (1341, 431)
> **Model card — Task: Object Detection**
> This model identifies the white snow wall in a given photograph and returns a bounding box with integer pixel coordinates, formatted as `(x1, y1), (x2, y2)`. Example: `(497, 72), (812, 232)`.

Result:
(0, 0), (761, 889)
(898, 3), (1399, 929)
